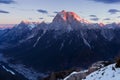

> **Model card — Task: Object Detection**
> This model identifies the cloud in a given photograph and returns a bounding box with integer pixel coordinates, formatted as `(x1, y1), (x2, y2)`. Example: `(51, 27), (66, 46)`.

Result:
(103, 18), (111, 21)
(28, 18), (33, 20)
(89, 15), (97, 17)
(108, 9), (120, 14)
(0, 0), (15, 4)
(0, 10), (9, 14)
(37, 9), (48, 14)
(90, 18), (99, 21)
(90, 0), (120, 4)
(117, 16), (120, 18)
(39, 17), (44, 19)
(48, 15), (55, 17)
(103, 18), (111, 20)
(53, 11), (59, 14)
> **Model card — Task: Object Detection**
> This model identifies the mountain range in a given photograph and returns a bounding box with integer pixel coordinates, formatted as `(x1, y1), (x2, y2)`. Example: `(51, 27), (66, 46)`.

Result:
(0, 10), (120, 79)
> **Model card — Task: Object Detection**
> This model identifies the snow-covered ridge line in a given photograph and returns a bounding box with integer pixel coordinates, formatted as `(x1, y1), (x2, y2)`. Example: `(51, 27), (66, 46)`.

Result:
(64, 63), (120, 80)
(1, 11), (120, 32)
(63, 61), (113, 80)
(64, 70), (88, 80)
(83, 64), (120, 80)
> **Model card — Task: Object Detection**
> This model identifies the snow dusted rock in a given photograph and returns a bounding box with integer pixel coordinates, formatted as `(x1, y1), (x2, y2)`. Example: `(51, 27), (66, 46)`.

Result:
(63, 61), (112, 80)
(19, 21), (39, 30)
(101, 28), (115, 41)
(83, 64), (120, 80)
(64, 70), (88, 80)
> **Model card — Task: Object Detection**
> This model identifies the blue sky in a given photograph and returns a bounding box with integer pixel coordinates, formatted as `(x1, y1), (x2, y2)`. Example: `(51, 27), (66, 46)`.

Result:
(0, 0), (120, 24)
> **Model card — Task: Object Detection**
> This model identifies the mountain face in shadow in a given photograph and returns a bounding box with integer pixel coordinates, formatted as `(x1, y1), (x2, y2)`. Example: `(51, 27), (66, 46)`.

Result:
(1, 11), (120, 72)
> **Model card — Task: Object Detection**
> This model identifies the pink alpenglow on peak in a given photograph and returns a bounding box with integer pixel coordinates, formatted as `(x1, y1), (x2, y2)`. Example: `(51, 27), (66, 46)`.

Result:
(53, 10), (90, 24)
(99, 22), (105, 27)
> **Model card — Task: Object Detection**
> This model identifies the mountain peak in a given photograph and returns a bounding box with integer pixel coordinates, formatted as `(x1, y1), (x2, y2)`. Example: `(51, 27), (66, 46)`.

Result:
(20, 20), (31, 24)
(20, 20), (39, 25)
(16, 20), (39, 30)
(53, 10), (90, 24)
(99, 22), (105, 27)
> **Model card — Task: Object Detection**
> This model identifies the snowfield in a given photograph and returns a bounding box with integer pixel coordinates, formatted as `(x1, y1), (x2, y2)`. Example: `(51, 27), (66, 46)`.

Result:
(83, 64), (120, 80)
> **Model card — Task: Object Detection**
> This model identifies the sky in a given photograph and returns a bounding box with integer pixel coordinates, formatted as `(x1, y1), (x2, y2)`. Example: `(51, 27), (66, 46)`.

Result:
(0, 0), (120, 24)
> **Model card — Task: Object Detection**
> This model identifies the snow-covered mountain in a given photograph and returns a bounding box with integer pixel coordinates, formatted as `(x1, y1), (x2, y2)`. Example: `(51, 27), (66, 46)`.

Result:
(1, 10), (120, 73)
(53, 10), (90, 24)
(16, 21), (39, 30)
(51, 10), (90, 30)
(0, 21), (39, 49)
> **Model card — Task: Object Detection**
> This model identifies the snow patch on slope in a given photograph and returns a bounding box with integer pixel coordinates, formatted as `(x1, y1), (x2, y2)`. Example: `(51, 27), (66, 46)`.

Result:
(33, 30), (46, 47)
(9, 64), (47, 80)
(60, 40), (65, 50)
(80, 31), (91, 48)
(101, 29), (114, 41)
